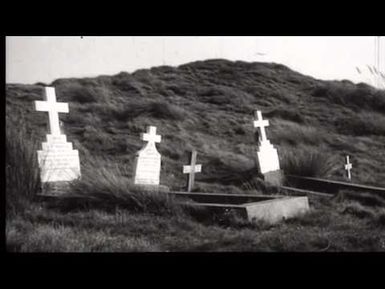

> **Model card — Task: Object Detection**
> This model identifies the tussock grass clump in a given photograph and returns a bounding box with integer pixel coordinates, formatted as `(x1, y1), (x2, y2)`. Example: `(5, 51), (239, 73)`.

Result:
(280, 146), (337, 178)
(339, 201), (385, 227)
(272, 121), (325, 146)
(312, 82), (385, 113)
(6, 118), (41, 217)
(265, 107), (305, 123)
(284, 208), (332, 228)
(340, 202), (376, 219)
(341, 190), (385, 207)
(241, 176), (280, 195)
(334, 110), (385, 136)
(54, 158), (189, 217)
(113, 101), (186, 121)
(56, 83), (109, 103)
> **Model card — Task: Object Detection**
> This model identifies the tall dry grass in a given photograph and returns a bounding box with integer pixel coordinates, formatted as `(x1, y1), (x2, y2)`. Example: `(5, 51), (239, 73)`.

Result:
(54, 156), (192, 217)
(6, 118), (41, 217)
(280, 146), (338, 178)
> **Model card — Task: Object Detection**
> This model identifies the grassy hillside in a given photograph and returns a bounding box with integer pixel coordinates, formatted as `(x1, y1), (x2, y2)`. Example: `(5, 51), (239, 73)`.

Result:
(6, 59), (385, 251)
(6, 59), (385, 188)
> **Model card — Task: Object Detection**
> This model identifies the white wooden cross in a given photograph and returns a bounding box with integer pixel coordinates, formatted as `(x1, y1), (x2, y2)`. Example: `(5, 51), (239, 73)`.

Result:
(35, 87), (69, 135)
(253, 110), (269, 142)
(344, 155), (352, 180)
(183, 150), (202, 192)
(141, 126), (161, 143)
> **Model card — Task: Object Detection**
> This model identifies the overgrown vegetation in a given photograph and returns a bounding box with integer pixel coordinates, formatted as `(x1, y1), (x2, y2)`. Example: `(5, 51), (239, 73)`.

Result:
(6, 117), (41, 217)
(311, 81), (385, 113)
(6, 59), (385, 251)
(280, 146), (338, 178)
(53, 157), (190, 217)
(6, 197), (385, 252)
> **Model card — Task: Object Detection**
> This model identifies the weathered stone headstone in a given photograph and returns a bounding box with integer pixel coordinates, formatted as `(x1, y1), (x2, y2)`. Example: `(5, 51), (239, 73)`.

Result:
(183, 150), (202, 192)
(133, 126), (162, 186)
(253, 110), (283, 186)
(344, 155), (352, 181)
(35, 87), (81, 184)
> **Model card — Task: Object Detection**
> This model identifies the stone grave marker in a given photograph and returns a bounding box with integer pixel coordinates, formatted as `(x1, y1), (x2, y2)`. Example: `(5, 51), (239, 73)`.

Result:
(133, 126), (162, 187)
(183, 150), (202, 192)
(253, 110), (283, 186)
(168, 192), (310, 224)
(35, 87), (81, 185)
(344, 155), (352, 181)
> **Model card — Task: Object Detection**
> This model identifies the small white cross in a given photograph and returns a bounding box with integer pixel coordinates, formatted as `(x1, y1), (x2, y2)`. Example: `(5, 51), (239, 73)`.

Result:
(183, 150), (202, 192)
(35, 87), (69, 135)
(253, 110), (269, 142)
(141, 126), (161, 143)
(344, 155), (352, 180)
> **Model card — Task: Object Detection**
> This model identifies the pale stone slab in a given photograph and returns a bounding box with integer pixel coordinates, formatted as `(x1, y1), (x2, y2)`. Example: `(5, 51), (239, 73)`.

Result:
(46, 134), (67, 143)
(256, 140), (280, 174)
(37, 149), (80, 182)
(245, 196), (310, 224)
(40, 168), (81, 183)
(133, 126), (162, 186)
(134, 144), (161, 185)
(37, 150), (80, 168)
(42, 142), (73, 151)
(172, 192), (310, 225)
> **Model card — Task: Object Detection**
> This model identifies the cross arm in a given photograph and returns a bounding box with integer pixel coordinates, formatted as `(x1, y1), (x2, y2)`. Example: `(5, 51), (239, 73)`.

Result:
(35, 101), (69, 113)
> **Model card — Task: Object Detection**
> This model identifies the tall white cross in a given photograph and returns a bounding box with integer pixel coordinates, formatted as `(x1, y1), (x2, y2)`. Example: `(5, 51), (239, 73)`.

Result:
(141, 126), (161, 143)
(253, 110), (269, 142)
(183, 150), (202, 192)
(344, 155), (352, 180)
(35, 87), (69, 135)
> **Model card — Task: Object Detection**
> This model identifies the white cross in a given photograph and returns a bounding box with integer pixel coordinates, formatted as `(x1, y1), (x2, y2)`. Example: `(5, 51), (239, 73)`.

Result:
(344, 155), (352, 180)
(141, 126), (161, 143)
(253, 110), (269, 142)
(35, 87), (69, 135)
(183, 150), (202, 192)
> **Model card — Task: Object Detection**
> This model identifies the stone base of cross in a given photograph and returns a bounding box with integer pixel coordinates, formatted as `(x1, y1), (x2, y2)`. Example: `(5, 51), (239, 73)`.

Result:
(256, 142), (281, 174)
(37, 134), (81, 183)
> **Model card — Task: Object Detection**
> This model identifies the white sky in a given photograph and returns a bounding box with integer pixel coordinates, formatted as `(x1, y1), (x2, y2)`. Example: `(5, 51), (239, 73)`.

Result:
(6, 36), (385, 87)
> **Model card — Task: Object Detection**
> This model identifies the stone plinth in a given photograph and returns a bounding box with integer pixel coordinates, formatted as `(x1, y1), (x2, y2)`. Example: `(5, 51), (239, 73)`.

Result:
(256, 140), (280, 174)
(37, 134), (81, 183)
